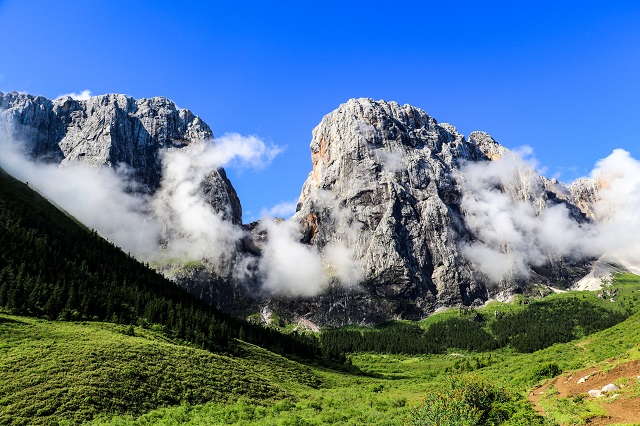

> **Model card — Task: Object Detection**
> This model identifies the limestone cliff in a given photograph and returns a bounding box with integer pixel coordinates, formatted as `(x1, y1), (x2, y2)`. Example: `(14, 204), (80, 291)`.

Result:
(0, 91), (241, 224)
(274, 99), (591, 324)
(1, 92), (598, 326)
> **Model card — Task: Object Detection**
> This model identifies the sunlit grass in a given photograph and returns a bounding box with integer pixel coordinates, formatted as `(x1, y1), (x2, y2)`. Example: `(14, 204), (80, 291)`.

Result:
(3, 274), (640, 425)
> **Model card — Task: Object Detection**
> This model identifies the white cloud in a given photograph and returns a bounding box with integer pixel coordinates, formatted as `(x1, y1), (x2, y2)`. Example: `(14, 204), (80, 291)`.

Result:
(0, 137), (161, 259)
(258, 218), (329, 297)
(151, 135), (283, 267)
(260, 199), (298, 218)
(57, 90), (92, 101)
(211, 133), (284, 171)
(588, 149), (640, 264)
(0, 126), (283, 273)
(458, 150), (596, 283)
(458, 146), (640, 285)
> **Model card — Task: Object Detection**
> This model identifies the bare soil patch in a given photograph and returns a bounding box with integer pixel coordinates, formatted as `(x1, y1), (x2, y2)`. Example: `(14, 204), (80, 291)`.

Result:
(528, 359), (640, 425)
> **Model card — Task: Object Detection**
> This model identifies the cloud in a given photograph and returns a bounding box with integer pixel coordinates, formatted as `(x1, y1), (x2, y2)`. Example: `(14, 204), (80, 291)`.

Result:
(255, 189), (364, 297)
(323, 241), (363, 288)
(0, 124), (284, 276)
(149, 135), (284, 269)
(210, 133), (284, 171)
(588, 149), (640, 265)
(458, 146), (640, 285)
(152, 140), (246, 270)
(258, 218), (329, 297)
(260, 199), (298, 218)
(57, 90), (92, 100)
(0, 138), (161, 259)
(458, 149), (595, 283)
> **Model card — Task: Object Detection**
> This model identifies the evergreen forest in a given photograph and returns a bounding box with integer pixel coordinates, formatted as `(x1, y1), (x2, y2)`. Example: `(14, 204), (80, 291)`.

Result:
(0, 166), (320, 360)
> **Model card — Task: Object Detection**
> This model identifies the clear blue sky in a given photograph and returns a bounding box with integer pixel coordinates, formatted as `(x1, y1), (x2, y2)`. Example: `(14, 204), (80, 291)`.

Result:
(1, 1), (639, 221)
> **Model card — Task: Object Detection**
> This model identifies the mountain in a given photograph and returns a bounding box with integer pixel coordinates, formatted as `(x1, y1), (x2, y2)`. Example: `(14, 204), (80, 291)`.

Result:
(0, 91), (246, 311)
(0, 91), (241, 222)
(0, 92), (601, 326)
(271, 99), (592, 325)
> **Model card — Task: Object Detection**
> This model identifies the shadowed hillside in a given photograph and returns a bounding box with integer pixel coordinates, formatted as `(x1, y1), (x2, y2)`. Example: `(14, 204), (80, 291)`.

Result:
(0, 166), (322, 360)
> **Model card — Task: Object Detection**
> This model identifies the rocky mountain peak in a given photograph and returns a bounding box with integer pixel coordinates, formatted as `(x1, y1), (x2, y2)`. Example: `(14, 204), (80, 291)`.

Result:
(569, 177), (600, 220)
(468, 131), (508, 160)
(1, 93), (598, 326)
(273, 98), (593, 325)
(286, 99), (489, 323)
(0, 91), (241, 224)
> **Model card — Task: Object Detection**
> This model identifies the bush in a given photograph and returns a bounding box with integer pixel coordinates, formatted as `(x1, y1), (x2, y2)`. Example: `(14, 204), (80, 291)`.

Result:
(408, 376), (510, 425)
(531, 363), (562, 382)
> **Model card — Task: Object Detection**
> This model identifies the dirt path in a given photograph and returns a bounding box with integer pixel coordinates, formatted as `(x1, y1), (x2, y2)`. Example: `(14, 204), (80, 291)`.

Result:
(528, 359), (640, 425)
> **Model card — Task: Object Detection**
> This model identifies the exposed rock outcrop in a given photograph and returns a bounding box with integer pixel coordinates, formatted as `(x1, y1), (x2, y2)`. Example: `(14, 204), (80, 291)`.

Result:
(274, 98), (591, 324)
(0, 91), (241, 223)
(569, 177), (600, 220)
(1, 93), (600, 326)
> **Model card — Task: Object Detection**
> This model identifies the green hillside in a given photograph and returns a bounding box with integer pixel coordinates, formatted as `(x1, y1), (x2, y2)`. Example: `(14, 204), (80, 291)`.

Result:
(3, 165), (640, 425)
(93, 275), (640, 425)
(0, 315), (322, 425)
(0, 166), (320, 360)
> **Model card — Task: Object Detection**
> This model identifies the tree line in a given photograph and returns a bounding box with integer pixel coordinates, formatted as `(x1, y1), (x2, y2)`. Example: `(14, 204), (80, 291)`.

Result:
(321, 297), (629, 355)
(0, 168), (322, 361)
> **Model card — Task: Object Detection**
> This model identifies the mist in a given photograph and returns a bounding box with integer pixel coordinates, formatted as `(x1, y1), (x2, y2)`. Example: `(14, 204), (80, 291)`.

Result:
(0, 140), (162, 258)
(4, 116), (640, 294)
(0, 127), (364, 298)
(152, 135), (281, 269)
(588, 149), (640, 268)
(0, 132), (281, 267)
(256, 189), (364, 297)
(459, 147), (640, 284)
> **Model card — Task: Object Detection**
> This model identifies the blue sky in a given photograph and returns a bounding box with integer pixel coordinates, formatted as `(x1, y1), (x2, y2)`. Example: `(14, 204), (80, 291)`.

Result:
(1, 1), (639, 221)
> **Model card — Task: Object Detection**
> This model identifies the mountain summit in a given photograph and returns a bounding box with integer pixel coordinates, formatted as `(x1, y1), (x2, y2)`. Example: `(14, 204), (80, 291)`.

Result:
(274, 98), (591, 324)
(1, 93), (601, 325)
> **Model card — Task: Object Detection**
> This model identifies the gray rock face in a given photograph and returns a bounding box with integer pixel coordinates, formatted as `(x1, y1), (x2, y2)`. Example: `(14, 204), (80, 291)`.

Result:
(292, 99), (485, 318)
(0, 91), (241, 223)
(1, 92), (596, 326)
(281, 98), (591, 324)
(569, 177), (600, 220)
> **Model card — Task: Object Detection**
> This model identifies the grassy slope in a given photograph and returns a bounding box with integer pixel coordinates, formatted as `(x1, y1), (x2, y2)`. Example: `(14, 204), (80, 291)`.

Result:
(2, 285), (639, 425)
(3, 165), (640, 424)
(93, 274), (640, 425)
(0, 314), (322, 426)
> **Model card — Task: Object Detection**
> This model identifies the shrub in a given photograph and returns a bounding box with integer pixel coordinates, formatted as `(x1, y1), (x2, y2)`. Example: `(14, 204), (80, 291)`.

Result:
(408, 376), (510, 425)
(531, 363), (562, 382)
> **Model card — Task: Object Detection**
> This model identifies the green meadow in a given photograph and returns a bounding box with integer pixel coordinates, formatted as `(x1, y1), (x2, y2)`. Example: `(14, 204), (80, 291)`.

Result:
(3, 274), (640, 425)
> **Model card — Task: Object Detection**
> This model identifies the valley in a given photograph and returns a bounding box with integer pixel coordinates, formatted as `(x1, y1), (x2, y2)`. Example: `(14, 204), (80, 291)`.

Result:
(2, 273), (640, 425)
(2, 92), (640, 424)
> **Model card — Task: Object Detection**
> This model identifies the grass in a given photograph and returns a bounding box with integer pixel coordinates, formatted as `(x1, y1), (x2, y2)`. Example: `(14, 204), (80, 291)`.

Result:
(0, 314), (321, 425)
(537, 392), (607, 425)
(3, 274), (640, 425)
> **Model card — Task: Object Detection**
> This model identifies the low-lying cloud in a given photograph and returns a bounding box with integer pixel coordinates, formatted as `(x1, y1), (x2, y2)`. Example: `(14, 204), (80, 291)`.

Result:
(255, 189), (364, 297)
(0, 143), (161, 258)
(5, 113), (640, 295)
(0, 131), (282, 269)
(459, 147), (640, 284)
(0, 126), (363, 298)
